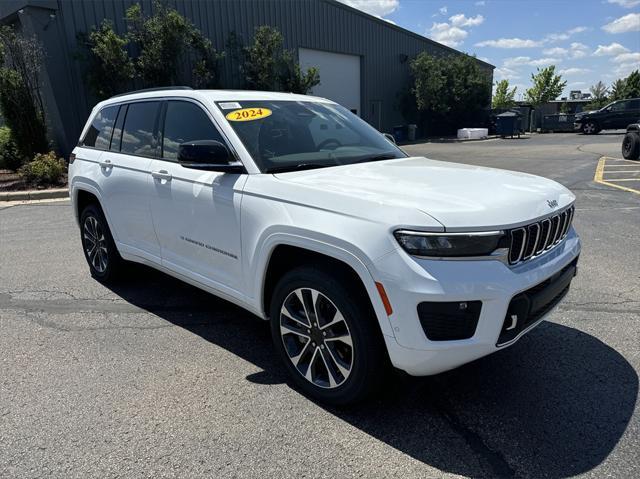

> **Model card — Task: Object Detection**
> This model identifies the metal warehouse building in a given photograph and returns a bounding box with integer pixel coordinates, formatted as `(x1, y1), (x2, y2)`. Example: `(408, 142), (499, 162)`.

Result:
(0, 0), (494, 156)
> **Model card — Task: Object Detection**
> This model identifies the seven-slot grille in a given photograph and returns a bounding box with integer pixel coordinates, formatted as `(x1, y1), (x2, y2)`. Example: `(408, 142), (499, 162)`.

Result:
(508, 205), (574, 265)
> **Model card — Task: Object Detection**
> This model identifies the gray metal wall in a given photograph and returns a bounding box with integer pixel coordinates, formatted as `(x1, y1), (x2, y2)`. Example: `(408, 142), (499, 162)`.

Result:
(0, 0), (494, 156)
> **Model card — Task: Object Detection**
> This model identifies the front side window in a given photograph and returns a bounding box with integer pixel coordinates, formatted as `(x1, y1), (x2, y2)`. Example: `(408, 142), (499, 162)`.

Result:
(121, 101), (161, 157)
(162, 101), (225, 160)
(82, 105), (118, 149)
(609, 102), (627, 112)
(217, 100), (406, 173)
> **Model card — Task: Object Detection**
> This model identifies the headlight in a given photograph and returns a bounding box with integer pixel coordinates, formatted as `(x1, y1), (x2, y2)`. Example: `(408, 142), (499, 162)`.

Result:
(394, 230), (505, 257)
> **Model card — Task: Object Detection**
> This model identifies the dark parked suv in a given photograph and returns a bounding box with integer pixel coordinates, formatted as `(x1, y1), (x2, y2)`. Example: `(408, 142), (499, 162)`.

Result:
(574, 98), (640, 134)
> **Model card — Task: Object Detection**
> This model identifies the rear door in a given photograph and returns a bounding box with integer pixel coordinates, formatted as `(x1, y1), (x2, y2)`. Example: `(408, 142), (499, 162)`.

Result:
(623, 99), (640, 127)
(98, 101), (162, 262)
(603, 101), (628, 129)
(149, 99), (247, 293)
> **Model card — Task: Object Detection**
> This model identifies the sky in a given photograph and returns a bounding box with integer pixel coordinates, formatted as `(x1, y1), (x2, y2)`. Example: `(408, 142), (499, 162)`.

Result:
(338, 0), (640, 99)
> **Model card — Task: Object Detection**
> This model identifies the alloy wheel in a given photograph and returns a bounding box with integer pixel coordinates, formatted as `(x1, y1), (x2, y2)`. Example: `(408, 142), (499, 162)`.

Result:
(583, 122), (596, 134)
(83, 215), (108, 273)
(279, 288), (354, 389)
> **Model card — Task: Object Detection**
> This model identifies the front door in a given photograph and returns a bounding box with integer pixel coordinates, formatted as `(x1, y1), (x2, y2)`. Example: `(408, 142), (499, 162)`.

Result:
(602, 101), (627, 129)
(149, 100), (247, 294)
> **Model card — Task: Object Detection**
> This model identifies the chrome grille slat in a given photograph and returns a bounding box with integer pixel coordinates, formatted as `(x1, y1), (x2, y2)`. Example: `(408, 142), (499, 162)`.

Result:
(509, 227), (527, 264)
(507, 206), (574, 266)
(537, 219), (551, 255)
(523, 223), (540, 260)
(548, 215), (560, 248)
(561, 208), (572, 237)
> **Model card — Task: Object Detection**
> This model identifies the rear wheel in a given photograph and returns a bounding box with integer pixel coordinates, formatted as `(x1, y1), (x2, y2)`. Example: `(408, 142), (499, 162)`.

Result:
(622, 132), (640, 160)
(582, 121), (599, 135)
(80, 203), (124, 282)
(270, 265), (387, 405)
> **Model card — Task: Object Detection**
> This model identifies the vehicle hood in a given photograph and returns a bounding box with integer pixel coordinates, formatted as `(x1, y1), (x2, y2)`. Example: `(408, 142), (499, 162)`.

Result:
(274, 157), (575, 230)
(576, 110), (599, 117)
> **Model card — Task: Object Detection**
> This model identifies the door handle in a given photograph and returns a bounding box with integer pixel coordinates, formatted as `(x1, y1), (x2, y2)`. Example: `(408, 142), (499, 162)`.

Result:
(151, 169), (172, 181)
(99, 159), (112, 168)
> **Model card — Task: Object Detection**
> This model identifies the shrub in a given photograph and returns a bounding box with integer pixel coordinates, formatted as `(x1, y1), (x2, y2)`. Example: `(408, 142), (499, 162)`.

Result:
(0, 126), (24, 171)
(233, 26), (320, 94)
(410, 52), (492, 134)
(19, 151), (66, 186)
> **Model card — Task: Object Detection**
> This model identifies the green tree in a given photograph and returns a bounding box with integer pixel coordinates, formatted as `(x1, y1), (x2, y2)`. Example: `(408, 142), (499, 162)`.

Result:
(559, 101), (570, 114)
(587, 80), (610, 109)
(623, 70), (640, 98)
(237, 26), (319, 93)
(492, 79), (517, 109)
(524, 66), (566, 105)
(610, 78), (626, 101)
(241, 26), (283, 90)
(280, 51), (320, 94)
(0, 26), (48, 160)
(411, 52), (491, 132)
(125, 1), (223, 88)
(81, 20), (135, 100)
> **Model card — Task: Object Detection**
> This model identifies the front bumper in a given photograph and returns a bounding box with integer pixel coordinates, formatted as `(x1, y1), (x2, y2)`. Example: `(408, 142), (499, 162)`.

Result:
(573, 122), (583, 130)
(374, 228), (581, 376)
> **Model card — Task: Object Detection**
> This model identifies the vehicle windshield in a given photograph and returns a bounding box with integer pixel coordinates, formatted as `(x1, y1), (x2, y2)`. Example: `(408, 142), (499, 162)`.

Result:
(217, 100), (406, 173)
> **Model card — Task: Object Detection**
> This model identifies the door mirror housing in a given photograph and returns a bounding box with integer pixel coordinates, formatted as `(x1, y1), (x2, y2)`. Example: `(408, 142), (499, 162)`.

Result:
(178, 140), (245, 173)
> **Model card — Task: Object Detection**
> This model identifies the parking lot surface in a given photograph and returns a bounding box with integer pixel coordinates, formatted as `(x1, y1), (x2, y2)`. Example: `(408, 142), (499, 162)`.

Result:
(1, 133), (638, 478)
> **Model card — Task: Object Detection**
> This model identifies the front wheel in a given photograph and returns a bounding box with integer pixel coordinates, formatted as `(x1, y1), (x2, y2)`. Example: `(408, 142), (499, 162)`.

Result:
(582, 121), (599, 135)
(622, 132), (640, 160)
(270, 266), (387, 405)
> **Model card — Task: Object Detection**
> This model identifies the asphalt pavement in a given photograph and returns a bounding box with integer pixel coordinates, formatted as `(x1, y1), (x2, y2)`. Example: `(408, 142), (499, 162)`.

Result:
(1, 132), (638, 478)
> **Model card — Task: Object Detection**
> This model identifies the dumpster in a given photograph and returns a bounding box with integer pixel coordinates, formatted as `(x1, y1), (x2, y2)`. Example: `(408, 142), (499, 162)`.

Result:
(407, 124), (417, 141)
(392, 125), (406, 143)
(495, 111), (522, 138)
(541, 114), (576, 132)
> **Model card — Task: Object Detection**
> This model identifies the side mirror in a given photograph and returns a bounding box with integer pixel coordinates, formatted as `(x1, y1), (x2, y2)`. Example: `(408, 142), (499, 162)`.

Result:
(178, 140), (244, 173)
(383, 132), (397, 145)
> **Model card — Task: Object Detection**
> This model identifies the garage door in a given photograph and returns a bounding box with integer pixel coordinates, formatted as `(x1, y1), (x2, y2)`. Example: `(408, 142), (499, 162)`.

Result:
(298, 48), (361, 116)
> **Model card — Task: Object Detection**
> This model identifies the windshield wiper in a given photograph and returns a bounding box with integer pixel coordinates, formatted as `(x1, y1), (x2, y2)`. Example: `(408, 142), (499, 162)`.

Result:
(265, 162), (337, 173)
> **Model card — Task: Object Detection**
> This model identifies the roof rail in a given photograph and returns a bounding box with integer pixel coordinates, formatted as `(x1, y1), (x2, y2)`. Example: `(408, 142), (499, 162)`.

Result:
(110, 86), (193, 98)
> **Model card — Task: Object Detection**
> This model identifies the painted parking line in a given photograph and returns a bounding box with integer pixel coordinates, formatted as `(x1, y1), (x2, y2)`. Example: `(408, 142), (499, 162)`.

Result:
(594, 157), (640, 195)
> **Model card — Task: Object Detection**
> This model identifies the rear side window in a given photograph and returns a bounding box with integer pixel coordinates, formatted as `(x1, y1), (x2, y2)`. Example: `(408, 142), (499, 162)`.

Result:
(121, 101), (161, 157)
(82, 105), (118, 149)
(162, 101), (226, 160)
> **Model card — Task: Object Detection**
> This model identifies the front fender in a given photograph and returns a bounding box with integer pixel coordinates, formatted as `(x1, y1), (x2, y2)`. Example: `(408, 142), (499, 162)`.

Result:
(251, 230), (394, 337)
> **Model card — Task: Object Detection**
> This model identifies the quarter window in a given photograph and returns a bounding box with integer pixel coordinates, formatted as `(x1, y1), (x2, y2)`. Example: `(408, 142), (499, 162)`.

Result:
(82, 105), (118, 149)
(162, 101), (225, 160)
(121, 101), (161, 157)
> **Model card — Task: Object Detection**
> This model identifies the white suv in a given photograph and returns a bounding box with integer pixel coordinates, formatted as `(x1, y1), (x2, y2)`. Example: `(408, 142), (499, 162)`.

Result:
(69, 88), (581, 404)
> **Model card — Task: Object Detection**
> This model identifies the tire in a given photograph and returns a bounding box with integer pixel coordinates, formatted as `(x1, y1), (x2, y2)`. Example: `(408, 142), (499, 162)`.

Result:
(270, 265), (388, 405)
(622, 132), (640, 160)
(582, 121), (599, 135)
(79, 203), (124, 283)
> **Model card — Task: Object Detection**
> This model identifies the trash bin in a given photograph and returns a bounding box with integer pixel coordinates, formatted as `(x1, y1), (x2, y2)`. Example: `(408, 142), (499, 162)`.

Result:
(495, 111), (522, 138)
(392, 125), (406, 143)
(407, 124), (417, 141)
